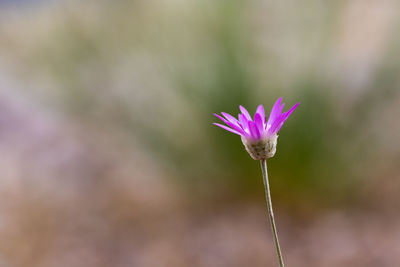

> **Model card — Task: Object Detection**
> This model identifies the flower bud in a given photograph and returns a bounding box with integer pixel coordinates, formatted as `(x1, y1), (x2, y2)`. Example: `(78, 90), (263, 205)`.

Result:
(241, 135), (278, 160)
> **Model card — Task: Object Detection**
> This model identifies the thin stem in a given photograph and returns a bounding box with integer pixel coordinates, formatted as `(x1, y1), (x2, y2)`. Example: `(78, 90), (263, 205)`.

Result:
(260, 159), (285, 267)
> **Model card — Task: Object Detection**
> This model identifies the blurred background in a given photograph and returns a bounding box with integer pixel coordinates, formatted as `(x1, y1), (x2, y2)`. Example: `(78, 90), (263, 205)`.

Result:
(0, 0), (399, 266)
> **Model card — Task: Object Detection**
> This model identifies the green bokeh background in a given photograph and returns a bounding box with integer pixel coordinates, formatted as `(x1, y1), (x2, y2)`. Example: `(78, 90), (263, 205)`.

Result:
(0, 0), (399, 266)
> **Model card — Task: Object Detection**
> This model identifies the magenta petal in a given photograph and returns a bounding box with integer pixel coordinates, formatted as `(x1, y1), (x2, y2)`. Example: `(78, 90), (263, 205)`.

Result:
(275, 102), (300, 132)
(278, 103), (285, 115)
(268, 115), (284, 136)
(255, 104), (265, 122)
(238, 114), (249, 130)
(285, 102), (300, 118)
(221, 112), (240, 126)
(213, 113), (230, 125)
(274, 119), (287, 133)
(267, 98), (282, 127)
(213, 123), (242, 135)
(214, 113), (245, 135)
(254, 113), (264, 135)
(248, 121), (260, 139)
(239, 105), (252, 121)
(213, 100), (299, 139)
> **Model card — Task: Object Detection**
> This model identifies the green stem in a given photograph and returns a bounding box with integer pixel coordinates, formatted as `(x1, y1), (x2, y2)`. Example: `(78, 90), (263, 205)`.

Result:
(260, 159), (285, 267)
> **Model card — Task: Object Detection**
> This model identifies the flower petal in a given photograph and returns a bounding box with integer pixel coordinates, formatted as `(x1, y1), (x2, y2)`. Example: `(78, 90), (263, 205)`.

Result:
(285, 102), (300, 117)
(254, 113), (265, 136)
(213, 113), (229, 125)
(239, 105), (252, 121)
(213, 123), (242, 135)
(275, 102), (300, 132)
(214, 113), (246, 135)
(278, 103), (285, 115)
(267, 98), (282, 127)
(267, 115), (285, 136)
(248, 121), (260, 139)
(255, 104), (265, 122)
(238, 114), (249, 131)
(221, 112), (240, 126)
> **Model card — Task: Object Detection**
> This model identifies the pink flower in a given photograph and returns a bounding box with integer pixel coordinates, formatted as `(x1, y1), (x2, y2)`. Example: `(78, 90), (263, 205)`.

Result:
(213, 98), (300, 142)
(213, 99), (299, 262)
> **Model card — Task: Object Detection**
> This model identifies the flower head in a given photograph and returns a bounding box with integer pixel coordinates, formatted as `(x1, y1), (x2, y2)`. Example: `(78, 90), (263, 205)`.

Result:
(213, 98), (300, 159)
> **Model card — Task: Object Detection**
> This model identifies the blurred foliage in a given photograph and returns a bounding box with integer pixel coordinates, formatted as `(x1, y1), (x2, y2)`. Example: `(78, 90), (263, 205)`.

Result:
(0, 0), (399, 213)
(1, 1), (400, 266)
